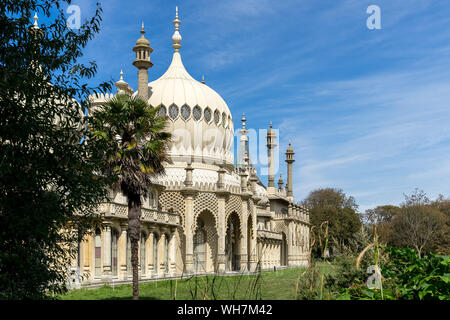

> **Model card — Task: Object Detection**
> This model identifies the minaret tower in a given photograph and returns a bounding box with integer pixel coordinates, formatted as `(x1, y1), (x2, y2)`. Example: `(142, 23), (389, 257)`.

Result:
(237, 113), (249, 169)
(285, 143), (295, 199)
(133, 22), (153, 101)
(278, 174), (284, 192)
(266, 122), (277, 194)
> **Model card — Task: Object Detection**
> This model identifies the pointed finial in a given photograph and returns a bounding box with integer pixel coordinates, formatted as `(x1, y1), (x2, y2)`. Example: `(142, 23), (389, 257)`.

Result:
(120, 69), (124, 80)
(241, 113), (247, 130)
(141, 21), (145, 34)
(33, 12), (39, 29)
(201, 75), (205, 84)
(172, 6), (182, 51)
(270, 121), (273, 129)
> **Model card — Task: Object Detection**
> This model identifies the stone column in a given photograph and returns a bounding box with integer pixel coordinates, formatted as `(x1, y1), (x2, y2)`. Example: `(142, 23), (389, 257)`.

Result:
(285, 144), (295, 199)
(248, 199), (257, 272)
(183, 194), (194, 274)
(119, 222), (128, 280)
(102, 222), (112, 277)
(147, 227), (156, 277)
(270, 242), (274, 268)
(170, 229), (177, 276)
(146, 227), (153, 276)
(133, 23), (153, 101)
(240, 198), (249, 272)
(216, 191), (228, 273)
(82, 235), (91, 279)
(182, 163), (196, 274)
(159, 231), (166, 276)
(266, 123), (277, 194)
(263, 242), (267, 269)
(288, 223), (294, 266)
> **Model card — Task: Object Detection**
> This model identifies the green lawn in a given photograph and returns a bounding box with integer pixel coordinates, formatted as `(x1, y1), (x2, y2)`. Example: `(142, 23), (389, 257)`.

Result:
(60, 265), (335, 300)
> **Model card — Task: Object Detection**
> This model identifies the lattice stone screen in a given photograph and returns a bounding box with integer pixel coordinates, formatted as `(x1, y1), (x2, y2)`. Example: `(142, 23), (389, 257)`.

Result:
(204, 107), (211, 123)
(158, 105), (166, 117)
(193, 106), (202, 121)
(181, 104), (190, 120)
(214, 109), (220, 125)
(169, 104), (179, 120)
(158, 191), (185, 226)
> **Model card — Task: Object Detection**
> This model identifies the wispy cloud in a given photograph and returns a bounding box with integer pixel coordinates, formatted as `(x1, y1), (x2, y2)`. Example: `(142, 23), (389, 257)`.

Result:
(76, 0), (449, 209)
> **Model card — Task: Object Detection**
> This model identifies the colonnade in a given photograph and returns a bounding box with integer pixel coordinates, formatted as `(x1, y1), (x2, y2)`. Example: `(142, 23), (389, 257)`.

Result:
(257, 240), (283, 269)
(74, 220), (178, 284)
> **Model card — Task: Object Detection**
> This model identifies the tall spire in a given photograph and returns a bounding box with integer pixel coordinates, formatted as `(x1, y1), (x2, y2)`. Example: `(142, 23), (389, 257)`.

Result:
(241, 113), (247, 130)
(285, 142), (295, 199)
(133, 22), (153, 101)
(30, 12), (43, 37)
(237, 113), (250, 169)
(115, 69), (130, 94)
(33, 12), (39, 29)
(266, 121), (277, 192)
(172, 6), (182, 51)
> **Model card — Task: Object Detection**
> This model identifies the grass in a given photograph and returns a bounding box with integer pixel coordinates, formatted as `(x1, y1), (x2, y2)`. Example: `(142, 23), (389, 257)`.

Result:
(60, 266), (335, 300)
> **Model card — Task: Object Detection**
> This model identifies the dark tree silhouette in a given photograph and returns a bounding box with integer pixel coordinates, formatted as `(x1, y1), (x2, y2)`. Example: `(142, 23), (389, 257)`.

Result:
(0, 0), (112, 298)
(89, 94), (171, 300)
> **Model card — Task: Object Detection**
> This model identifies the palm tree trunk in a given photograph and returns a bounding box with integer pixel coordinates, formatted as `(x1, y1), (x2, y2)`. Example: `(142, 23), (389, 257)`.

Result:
(128, 194), (141, 300)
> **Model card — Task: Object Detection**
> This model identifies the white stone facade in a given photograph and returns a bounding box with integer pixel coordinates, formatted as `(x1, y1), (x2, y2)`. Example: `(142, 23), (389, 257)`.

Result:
(69, 8), (310, 288)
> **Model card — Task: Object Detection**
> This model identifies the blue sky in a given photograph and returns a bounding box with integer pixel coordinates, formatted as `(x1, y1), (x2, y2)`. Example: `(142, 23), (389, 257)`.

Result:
(65, 0), (450, 211)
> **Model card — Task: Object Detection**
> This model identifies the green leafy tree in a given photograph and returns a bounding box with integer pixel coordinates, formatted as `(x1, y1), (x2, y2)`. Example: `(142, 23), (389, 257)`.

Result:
(0, 0), (111, 298)
(364, 205), (401, 243)
(303, 188), (361, 257)
(430, 195), (450, 255)
(389, 190), (446, 258)
(89, 93), (171, 300)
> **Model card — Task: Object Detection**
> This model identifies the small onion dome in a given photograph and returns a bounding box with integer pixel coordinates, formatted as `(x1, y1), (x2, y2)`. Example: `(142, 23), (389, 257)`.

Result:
(278, 174), (284, 187)
(134, 7), (234, 166)
(115, 70), (129, 94)
(267, 121), (276, 136)
(286, 142), (295, 163)
(286, 142), (294, 153)
(136, 22), (150, 46)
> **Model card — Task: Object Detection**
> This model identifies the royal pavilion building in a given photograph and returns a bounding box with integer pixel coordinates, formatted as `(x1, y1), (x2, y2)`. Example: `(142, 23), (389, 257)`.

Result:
(69, 8), (310, 288)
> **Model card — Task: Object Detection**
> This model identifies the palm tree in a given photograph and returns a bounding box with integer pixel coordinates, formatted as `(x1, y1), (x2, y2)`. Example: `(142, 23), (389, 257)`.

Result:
(89, 93), (171, 300)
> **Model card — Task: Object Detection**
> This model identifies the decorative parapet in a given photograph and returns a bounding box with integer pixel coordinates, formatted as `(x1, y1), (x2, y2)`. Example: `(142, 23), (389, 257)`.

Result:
(257, 229), (283, 241)
(102, 202), (180, 227)
(274, 210), (310, 224)
(88, 92), (116, 107)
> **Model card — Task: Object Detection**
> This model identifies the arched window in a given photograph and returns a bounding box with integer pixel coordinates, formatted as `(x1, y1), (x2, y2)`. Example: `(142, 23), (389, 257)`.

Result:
(94, 229), (102, 276)
(181, 104), (191, 120)
(194, 228), (206, 272)
(111, 229), (119, 276)
(140, 233), (146, 276)
(169, 104), (179, 120)
(149, 192), (154, 208)
(158, 105), (167, 117)
(193, 106), (202, 121)
(222, 112), (227, 127)
(214, 109), (220, 125)
(204, 107), (212, 123)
